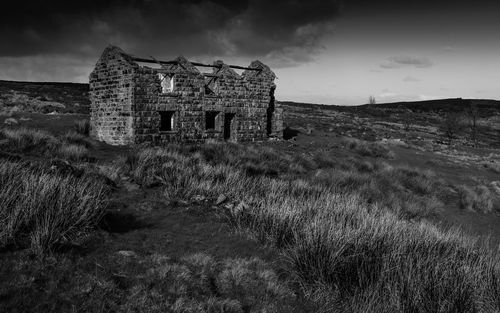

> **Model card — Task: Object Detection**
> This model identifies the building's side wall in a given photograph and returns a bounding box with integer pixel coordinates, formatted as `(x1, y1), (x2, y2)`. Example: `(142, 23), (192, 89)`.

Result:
(272, 105), (284, 138)
(89, 47), (136, 145)
(241, 73), (283, 141)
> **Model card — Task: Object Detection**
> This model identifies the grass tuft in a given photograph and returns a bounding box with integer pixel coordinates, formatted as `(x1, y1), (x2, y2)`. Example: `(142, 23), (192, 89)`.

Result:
(341, 137), (395, 159)
(0, 127), (58, 154)
(458, 185), (494, 213)
(74, 119), (90, 136)
(0, 127), (92, 161)
(0, 160), (108, 253)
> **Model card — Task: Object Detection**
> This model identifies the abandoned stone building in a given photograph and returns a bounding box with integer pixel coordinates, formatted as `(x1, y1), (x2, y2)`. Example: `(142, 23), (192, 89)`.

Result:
(89, 45), (283, 145)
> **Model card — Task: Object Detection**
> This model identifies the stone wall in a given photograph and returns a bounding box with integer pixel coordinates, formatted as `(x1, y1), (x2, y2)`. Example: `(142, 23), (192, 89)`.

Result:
(89, 46), (137, 145)
(90, 46), (283, 145)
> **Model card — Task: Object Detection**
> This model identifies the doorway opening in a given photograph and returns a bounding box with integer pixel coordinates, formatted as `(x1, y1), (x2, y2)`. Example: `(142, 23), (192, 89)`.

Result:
(224, 113), (235, 140)
(266, 86), (276, 136)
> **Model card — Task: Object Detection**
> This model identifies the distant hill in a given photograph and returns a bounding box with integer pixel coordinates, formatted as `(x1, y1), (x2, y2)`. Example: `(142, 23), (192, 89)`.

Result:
(0, 80), (89, 114)
(280, 98), (500, 116)
(1, 79), (499, 116)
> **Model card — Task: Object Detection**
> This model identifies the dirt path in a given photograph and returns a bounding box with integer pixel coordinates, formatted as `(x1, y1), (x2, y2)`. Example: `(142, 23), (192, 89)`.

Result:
(96, 184), (278, 262)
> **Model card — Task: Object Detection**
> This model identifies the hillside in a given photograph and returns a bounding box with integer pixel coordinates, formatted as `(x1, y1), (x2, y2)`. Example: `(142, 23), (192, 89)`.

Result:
(1, 80), (500, 312)
(281, 98), (500, 149)
(281, 98), (500, 114)
(0, 80), (89, 114)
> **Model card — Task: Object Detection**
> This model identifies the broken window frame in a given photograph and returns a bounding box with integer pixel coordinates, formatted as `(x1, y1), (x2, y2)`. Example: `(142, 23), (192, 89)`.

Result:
(158, 73), (174, 93)
(159, 110), (176, 132)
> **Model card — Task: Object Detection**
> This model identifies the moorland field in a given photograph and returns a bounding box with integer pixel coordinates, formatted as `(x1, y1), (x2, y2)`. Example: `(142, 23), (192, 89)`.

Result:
(1, 80), (500, 312)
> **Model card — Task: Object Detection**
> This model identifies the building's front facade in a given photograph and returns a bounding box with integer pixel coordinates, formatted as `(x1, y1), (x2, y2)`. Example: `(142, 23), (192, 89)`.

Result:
(89, 45), (283, 145)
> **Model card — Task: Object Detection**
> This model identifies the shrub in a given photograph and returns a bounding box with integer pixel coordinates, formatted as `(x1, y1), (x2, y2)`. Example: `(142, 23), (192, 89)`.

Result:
(440, 112), (464, 145)
(341, 137), (395, 159)
(368, 95), (376, 105)
(74, 119), (90, 136)
(56, 144), (90, 161)
(483, 160), (500, 174)
(61, 131), (94, 148)
(0, 160), (108, 253)
(458, 185), (494, 213)
(491, 181), (500, 195)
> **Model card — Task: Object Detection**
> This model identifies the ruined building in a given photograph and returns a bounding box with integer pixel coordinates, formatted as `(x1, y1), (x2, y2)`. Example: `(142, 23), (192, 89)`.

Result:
(89, 46), (283, 145)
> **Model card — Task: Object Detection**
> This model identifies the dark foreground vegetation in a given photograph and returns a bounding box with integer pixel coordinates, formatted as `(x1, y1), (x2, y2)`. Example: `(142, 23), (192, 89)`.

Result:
(1, 124), (500, 312)
(1, 81), (499, 312)
(111, 143), (500, 312)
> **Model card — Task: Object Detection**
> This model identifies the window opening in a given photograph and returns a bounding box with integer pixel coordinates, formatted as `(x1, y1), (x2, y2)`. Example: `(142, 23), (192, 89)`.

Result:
(205, 111), (219, 130)
(159, 111), (175, 131)
(158, 73), (174, 93)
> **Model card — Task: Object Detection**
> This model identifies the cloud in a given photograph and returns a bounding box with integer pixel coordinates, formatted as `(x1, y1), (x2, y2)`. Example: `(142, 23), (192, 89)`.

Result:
(0, 0), (341, 65)
(0, 55), (94, 83)
(403, 75), (420, 82)
(375, 92), (415, 103)
(380, 56), (433, 69)
(418, 94), (441, 101)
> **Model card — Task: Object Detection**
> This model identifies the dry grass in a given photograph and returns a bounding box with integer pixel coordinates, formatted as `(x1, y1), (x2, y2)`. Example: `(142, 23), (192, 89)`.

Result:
(458, 185), (495, 213)
(311, 164), (443, 220)
(73, 119), (90, 136)
(61, 131), (93, 148)
(0, 251), (304, 313)
(0, 127), (58, 154)
(0, 127), (91, 161)
(0, 160), (108, 253)
(127, 253), (297, 312)
(2, 135), (499, 311)
(483, 160), (500, 174)
(117, 143), (500, 312)
(491, 181), (500, 195)
(56, 144), (90, 161)
(340, 137), (395, 159)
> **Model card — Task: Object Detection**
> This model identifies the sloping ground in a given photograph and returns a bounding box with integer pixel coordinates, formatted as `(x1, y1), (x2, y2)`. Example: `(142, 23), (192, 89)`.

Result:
(283, 129), (500, 244)
(1, 81), (500, 311)
(1, 118), (500, 311)
(0, 167), (317, 312)
(282, 98), (500, 148)
(0, 80), (89, 114)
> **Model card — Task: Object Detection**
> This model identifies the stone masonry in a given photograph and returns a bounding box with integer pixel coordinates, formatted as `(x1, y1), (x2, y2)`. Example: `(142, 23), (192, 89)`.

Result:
(89, 45), (283, 145)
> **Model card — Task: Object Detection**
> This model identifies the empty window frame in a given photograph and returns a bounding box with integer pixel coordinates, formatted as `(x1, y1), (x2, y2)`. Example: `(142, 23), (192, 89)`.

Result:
(158, 73), (174, 93)
(159, 111), (175, 131)
(205, 111), (219, 130)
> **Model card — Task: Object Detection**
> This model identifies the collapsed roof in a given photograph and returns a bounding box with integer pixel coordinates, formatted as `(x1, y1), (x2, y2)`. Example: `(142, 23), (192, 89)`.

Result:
(103, 45), (276, 79)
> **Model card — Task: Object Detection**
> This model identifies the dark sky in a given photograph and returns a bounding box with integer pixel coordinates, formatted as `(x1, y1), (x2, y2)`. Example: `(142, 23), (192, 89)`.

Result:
(1, 0), (499, 104)
(0, 0), (340, 61)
